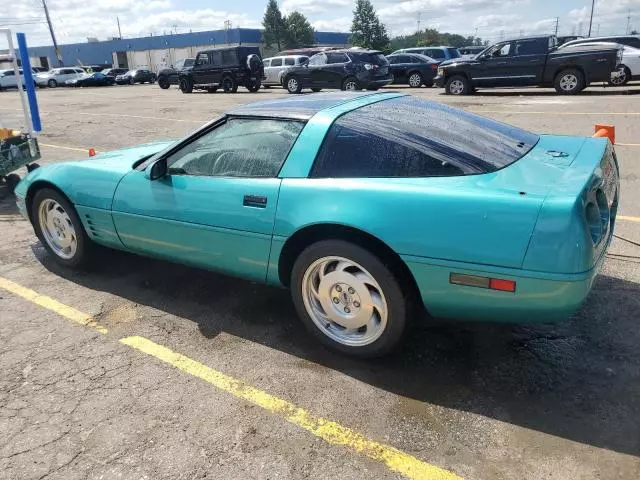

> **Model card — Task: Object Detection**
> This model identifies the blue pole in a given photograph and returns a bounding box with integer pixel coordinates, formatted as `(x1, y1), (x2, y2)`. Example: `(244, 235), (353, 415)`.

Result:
(16, 32), (42, 133)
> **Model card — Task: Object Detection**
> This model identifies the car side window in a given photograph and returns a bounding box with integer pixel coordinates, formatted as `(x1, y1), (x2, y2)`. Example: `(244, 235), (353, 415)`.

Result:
(196, 53), (209, 66)
(311, 122), (464, 179)
(514, 40), (542, 56)
(284, 57), (295, 66)
(327, 53), (349, 64)
(426, 49), (445, 59)
(221, 50), (236, 65)
(488, 43), (512, 57)
(308, 54), (327, 66)
(271, 58), (283, 67)
(165, 118), (304, 178)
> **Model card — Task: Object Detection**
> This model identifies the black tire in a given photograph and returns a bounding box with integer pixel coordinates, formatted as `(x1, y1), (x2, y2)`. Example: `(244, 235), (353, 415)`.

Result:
(158, 76), (170, 89)
(445, 75), (470, 95)
(222, 76), (238, 93)
(206, 87), (218, 93)
(342, 77), (360, 91)
(129, 77), (135, 85)
(311, 88), (322, 92)
(31, 188), (93, 269)
(291, 239), (408, 358)
(554, 68), (585, 95)
(246, 78), (261, 92)
(285, 76), (303, 94)
(5, 173), (21, 194)
(47, 79), (57, 88)
(407, 71), (423, 88)
(424, 81), (434, 88)
(609, 66), (631, 86)
(179, 77), (193, 93)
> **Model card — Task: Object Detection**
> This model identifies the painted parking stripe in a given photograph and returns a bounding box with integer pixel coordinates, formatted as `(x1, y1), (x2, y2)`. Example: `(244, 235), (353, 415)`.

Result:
(472, 110), (640, 116)
(0, 276), (461, 480)
(619, 215), (640, 223)
(121, 336), (462, 480)
(39, 142), (92, 152)
(0, 277), (107, 334)
(0, 107), (203, 123)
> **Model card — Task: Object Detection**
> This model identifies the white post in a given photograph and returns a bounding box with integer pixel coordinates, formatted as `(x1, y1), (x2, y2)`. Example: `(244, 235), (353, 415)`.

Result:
(0, 29), (33, 136)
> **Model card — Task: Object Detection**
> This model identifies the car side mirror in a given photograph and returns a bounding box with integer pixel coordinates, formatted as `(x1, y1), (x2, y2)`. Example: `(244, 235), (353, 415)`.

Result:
(146, 158), (167, 180)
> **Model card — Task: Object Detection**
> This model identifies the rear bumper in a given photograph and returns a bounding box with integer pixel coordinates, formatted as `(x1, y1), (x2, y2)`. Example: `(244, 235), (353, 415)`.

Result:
(434, 75), (445, 87)
(404, 251), (607, 323)
(360, 76), (393, 88)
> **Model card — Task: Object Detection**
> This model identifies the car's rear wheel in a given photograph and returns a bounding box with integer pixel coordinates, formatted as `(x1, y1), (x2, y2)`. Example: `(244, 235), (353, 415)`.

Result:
(222, 76), (238, 93)
(129, 77), (135, 85)
(179, 77), (193, 93)
(246, 78), (261, 92)
(158, 76), (170, 89)
(408, 72), (423, 87)
(291, 240), (408, 358)
(32, 188), (92, 268)
(47, 79), (57, 88)
(342, 77), (360, 91)
(445, 75), (469, 95)
(609, 66), (631, 86)
(285, 76), (303, 94)
(554, 69), (585, 95)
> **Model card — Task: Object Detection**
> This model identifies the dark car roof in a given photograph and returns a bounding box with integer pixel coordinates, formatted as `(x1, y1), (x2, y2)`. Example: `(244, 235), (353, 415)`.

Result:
(229, 92), (389, 120)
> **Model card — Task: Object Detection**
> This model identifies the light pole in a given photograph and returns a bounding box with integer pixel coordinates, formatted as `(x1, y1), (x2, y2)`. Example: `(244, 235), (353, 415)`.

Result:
(587, 0), (595, 37)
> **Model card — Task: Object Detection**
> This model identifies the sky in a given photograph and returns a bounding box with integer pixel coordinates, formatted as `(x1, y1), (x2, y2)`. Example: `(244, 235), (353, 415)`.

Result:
(0, 0), (638, 48)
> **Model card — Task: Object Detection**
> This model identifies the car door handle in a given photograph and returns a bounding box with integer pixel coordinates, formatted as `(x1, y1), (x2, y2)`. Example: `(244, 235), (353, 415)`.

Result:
(243, 195), (267, 208)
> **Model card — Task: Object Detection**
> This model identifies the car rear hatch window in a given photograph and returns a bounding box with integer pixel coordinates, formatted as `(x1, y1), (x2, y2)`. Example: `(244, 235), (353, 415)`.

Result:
(313, 96), (538, 177)
(446, 48), (461, 58)
(359, 53), (389, 75)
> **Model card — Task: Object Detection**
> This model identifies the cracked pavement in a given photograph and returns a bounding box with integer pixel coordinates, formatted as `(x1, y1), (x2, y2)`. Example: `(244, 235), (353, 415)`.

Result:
(1, 84), (640, 479)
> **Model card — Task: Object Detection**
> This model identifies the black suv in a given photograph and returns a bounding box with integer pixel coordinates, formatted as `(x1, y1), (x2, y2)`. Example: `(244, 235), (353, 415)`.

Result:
(179, 46), (263, 94)
(282, 49), (392, 94)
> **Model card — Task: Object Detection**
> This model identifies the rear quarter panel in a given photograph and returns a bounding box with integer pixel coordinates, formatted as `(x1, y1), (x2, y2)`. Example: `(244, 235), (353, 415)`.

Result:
(273, 176), (544, 269)
(546, 48), (618, 83)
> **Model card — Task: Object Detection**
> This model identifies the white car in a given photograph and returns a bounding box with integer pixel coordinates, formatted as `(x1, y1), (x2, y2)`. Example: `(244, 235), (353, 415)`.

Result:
(560, 40), (640, 85)
(262, 55), (309, 87)
(35, 67), (86, 87)
(0, 69), (33, 89)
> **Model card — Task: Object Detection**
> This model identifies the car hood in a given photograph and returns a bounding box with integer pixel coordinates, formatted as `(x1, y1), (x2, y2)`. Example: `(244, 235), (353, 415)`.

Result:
(15, 140), (176, 210)
(439, 58), (476, 68)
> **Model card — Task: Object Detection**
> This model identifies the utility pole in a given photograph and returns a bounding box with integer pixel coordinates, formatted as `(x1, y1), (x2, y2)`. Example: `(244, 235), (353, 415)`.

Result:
(587, 0), (595, 37)
(554, 17), (559, 36)
(626, 9), (631, 34)
(417, 13), (421, 34)
(116, 16), (122, 39)
(42, 0), (62, 66)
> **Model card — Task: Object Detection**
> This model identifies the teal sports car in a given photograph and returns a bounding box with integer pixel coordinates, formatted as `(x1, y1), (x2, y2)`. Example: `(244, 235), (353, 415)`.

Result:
(15, 92), (619, 357)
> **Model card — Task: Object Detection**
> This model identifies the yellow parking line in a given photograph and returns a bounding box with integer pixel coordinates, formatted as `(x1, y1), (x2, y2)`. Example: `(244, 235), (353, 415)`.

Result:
(39, 143), (92, 153)
(473, 110), (640, 116)
(121, 336), (461, 480)
(616, 143), (640, 147)
(0, 276), (460, 479)
(0, 277), (107, 334)
(619, 215), (640, 223)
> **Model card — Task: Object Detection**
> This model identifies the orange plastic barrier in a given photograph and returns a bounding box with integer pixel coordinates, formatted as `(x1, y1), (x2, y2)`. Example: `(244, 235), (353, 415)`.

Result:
(593, 124), (615, 144)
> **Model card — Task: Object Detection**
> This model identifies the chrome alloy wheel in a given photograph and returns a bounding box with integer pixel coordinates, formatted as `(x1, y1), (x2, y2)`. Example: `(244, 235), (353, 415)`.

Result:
(38, 199), (77, 260)
(287, 77), (299, 92)
(344, 80), (358, 91)
(559, 74), (578, 91)
(301, 256), (388, 347)
(449, 79), (464, 94)
(610, 70), (627, 85)
(408, 73), (422, 87)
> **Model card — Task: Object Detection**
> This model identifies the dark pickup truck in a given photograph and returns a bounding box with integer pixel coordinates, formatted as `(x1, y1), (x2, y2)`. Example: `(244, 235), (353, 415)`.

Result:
(434, 35), (623, 95)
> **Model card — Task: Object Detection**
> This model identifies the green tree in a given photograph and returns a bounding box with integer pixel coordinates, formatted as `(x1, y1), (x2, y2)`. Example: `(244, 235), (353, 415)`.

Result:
(284, 11), (316, 49)
(262, 0), (286, 51)
(350, 0), (389, 50)
(631, 29), (638, 35)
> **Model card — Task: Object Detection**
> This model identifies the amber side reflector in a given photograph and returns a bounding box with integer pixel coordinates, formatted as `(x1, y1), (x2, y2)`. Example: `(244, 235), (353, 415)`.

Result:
(88, 148), (96, 157)
(450, 273), (516, 293)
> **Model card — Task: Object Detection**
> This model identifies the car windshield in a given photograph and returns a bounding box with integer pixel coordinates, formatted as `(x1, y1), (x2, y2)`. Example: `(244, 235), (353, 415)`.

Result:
(335, 96), (539, 174)
(184, 59), (195, 67)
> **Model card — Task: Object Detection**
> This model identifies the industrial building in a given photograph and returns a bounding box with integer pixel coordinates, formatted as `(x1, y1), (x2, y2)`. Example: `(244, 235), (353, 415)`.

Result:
(2, 28), (350, 72)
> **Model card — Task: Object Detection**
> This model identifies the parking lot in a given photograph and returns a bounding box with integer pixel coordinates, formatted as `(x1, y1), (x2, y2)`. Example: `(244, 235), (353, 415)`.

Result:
(1, 83), (640, 479)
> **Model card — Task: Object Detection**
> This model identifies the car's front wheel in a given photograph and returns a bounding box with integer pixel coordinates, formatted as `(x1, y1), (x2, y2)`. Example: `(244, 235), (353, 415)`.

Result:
(47, 79), (57, 88)
(222, 75), (238, 93)
(445, 75), (470, 95)
(291, 240), (408, 357)
(285, 76), (303, 94)
(179, 77), (193, 93)
(32, 188), (92, 268)
(408, 72), (423, 87)
(158, 76), (170, 89)
(554, 69), (585, 95)
(129, 77), (135, 85)
(246, 78), (261, 92)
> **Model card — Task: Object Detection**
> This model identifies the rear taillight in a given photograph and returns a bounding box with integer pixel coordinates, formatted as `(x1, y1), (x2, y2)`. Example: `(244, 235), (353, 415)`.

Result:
(431, 64), (438, 71)
(364, 63), (377, 71)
